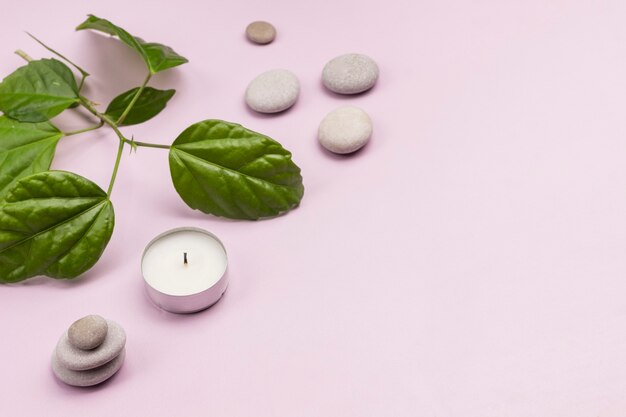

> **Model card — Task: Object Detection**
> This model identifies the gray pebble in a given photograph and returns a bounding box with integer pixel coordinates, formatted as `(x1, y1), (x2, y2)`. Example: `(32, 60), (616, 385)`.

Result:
(246, 21), (276, 45)
(68, 315), (108, 350)
(322, 53), (379, 94)
(318, 106), (373, 154)
(55, 320), (126, 371)
(52, 349), (125, 387)
(245, 69), (300, 113)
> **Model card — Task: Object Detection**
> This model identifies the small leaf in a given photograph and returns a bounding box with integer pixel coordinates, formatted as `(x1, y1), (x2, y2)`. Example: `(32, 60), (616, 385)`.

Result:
(169, 120), (304, 220)
(76, 15), (188, 74)
(0, 171), (114, 283)
(0, 58), (79, 122)
(0, 116), (63, 198)
(105, 87), (175, 126)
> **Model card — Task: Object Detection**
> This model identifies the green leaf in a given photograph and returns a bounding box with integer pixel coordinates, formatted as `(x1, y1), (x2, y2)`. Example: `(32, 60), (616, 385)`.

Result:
(76, 15), (188, 74)
(0, 58), (79, 122)
(0, 171), (115, 283)
(0, 116), (63, 198)
(105, 87), (175, 126)
(169, 120), (304, 220)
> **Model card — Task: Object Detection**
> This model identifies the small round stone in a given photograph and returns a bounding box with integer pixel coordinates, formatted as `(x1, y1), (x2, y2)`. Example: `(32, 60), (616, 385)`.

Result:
(322, 53), (379, 94)
(68, 315), (108, 350)
(318, 106), (373, 154)
(56, 320), (126, 371)
(52, 349), (125, 387)
(245, 69), (300, 113)
(246, 21), (276, 45)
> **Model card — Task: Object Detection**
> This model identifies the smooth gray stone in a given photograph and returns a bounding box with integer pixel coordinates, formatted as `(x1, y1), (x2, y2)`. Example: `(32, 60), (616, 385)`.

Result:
(322, 53), (379, 94)
(246, 21), (276, 44)
(52, 349), (125, 387)
(245, 69), (300, 113)
(68, 315), (108, 350)
(55, 320), (126, 371)
(318, 106), (373, 154)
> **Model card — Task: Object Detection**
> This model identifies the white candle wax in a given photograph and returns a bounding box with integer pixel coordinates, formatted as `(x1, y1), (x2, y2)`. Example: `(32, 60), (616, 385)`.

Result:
(141, 228), (228, 313)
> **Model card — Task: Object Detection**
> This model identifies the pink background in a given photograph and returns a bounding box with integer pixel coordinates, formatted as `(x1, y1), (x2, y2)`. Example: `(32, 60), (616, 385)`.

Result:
(2, 0), (626, 415)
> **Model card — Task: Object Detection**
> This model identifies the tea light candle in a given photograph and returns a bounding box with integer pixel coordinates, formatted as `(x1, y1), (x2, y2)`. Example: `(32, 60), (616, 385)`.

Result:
(141, 227), (229, 313)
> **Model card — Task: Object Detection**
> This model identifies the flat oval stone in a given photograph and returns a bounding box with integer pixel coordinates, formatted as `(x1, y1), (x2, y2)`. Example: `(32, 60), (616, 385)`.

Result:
(245, 69), (300, 113)
(68, 315), (108, 350)
(322, 53), (379, 94)
(52, 349), (125, 387)
(246, 21), (276, 45)
(56, 320), (126, 371)
(318, 106), (373, 154)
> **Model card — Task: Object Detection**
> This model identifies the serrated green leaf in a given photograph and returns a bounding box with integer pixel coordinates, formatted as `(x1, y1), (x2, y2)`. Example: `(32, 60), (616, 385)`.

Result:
(0, 58), (79, 122)
(105, 87), (175, 126)
(0, 171), (115, 283)
(0, 116), (63, 198)
(169, 120), (304, 220)
(76, 15), (188, 74)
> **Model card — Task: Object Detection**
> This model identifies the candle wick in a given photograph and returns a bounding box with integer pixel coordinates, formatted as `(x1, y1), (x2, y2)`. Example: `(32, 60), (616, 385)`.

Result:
(184, 252), (188, 265)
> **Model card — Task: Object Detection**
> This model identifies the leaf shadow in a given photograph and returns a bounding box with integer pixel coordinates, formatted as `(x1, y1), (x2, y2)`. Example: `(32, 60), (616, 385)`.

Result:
(318, 78), (378, 100)
(241, 95), (301, 120)
(316, 131), (374, 160)
(51, 362), (124, 393)
(161, 193), (296, 223)
(76, 33), (186, 100)
(142, 287), (230, 322)
(5, 270), (100, 289)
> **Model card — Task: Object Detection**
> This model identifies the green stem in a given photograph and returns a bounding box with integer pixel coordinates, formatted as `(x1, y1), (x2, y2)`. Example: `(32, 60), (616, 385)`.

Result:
(78, 96), (169, 194)
(79, 97), (128, 197)
(64, 121), (104, 136)
(116, 72), (152, 125)
(77, 76), (86, 92)
(107, 137), (125, 197)
(26, 32), (89, 77)
(80, 97), (169, 149)
(15, 49), (33, 62)
(79, 97), (117, 127)
(125, 139), (170, 149)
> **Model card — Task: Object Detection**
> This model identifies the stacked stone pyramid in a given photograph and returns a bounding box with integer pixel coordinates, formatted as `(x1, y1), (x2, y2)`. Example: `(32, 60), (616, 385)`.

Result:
(51, 315), (126, 387)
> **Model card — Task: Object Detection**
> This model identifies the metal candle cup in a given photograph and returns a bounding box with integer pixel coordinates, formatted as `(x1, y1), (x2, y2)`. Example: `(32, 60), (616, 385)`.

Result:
(141, 227), (229, 314)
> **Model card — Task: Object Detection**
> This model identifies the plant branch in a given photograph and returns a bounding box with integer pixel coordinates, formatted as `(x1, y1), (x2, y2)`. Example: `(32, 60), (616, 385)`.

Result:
(79, 97), (117, 126)
(14, 49), (33, 62)
(79, 97), (170, 149)
(107, 136), (125, 197)
(124, 139), (170, 149)
(77, 76), (87, 92)
(26, 32), (89, 76)
(78, 97), (128, 196)
(64, 121), (104, 136)
(116, 72), (152, 125)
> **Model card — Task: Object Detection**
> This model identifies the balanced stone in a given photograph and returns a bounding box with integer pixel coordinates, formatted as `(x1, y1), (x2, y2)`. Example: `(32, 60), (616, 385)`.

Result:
(318, 106), (373, 154)
(246, 21), (276, 44)
(68, 315), (108, 350)
(245, 69), (300, 113)
(52, 349), (126, 387)
(322, 53), (379, 94)
(56, 320), (126, 371)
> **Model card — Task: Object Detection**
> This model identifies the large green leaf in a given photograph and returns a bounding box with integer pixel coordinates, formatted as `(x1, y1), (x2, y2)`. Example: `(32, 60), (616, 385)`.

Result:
(0, 59), (79, 122)
(76, 15), (188, 74)
(169, 120), (304, 220)
(0, 171), (115, 283)
(0, 116), (63, 198)
(105, 86), (175, 126)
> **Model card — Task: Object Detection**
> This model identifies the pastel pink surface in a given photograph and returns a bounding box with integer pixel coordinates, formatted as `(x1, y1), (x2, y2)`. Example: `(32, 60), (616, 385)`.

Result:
(2, 0), (626, 416)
